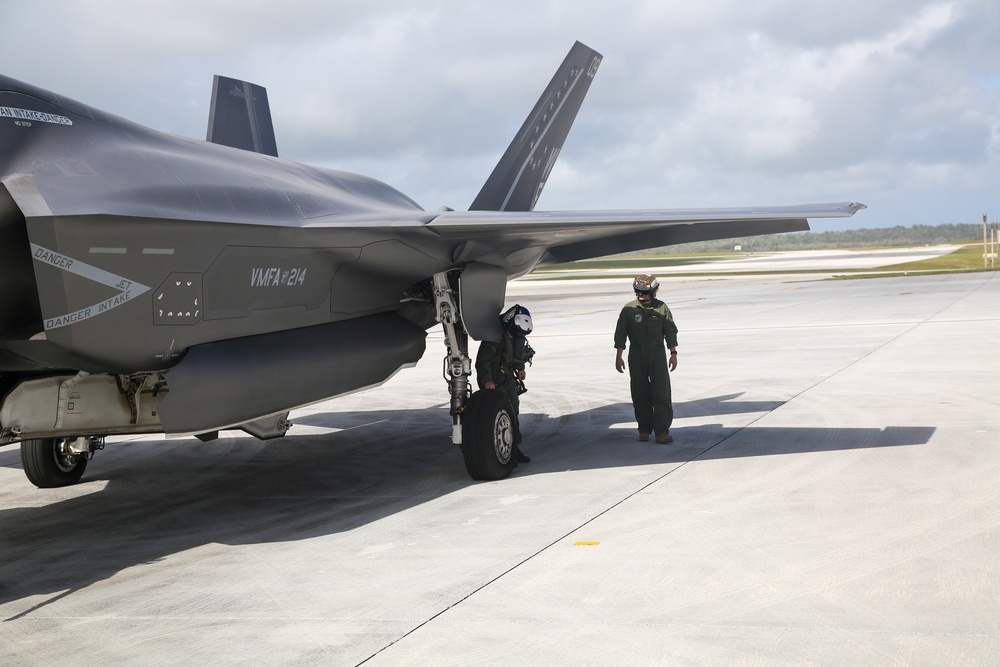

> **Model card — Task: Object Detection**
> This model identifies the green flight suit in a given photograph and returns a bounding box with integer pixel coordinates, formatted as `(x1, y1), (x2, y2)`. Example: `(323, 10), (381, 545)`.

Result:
(475, 334), (527, 445)
(614, 298), (679, 436)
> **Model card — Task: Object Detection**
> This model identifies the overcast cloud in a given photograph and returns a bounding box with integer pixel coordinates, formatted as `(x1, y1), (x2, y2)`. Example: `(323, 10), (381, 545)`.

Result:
(2, 0), (998, 230)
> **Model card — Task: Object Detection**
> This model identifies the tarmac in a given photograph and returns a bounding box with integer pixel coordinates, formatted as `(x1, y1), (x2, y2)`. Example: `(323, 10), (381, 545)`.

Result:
(2, 247), (999, 665)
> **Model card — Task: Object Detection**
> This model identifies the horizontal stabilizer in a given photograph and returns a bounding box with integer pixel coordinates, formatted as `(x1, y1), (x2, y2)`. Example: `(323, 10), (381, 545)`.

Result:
(471, 41), (603, 212)
(206, 75), (278, 157)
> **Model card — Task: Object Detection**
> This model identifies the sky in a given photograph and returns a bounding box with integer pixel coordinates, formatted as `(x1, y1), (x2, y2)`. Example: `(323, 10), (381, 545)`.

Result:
(2, 0), (998, 231)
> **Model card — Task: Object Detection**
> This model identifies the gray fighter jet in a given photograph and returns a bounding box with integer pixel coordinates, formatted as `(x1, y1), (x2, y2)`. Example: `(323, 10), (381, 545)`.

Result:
(0, 42), (864, 487)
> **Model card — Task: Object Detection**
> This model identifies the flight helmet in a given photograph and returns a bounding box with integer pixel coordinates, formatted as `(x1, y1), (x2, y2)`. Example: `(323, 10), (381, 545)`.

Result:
(633, 274), (659, 299)
(501, 304), (533, 336)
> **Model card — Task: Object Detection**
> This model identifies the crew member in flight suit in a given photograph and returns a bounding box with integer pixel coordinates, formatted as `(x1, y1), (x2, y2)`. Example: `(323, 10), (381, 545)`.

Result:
(476, 304), (533, 463)
(614, 275), (679, 444)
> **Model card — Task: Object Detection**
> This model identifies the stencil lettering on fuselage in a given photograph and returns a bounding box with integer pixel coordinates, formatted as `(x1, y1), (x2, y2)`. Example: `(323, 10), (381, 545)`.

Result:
(0, 106), (74, 126)
(203, 246), (342, 321)
(154, 274), (203, 325)
(31, 243), (152, 330)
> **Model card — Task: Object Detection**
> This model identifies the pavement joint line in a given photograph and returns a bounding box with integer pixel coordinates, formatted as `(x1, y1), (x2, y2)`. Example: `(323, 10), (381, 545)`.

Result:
(931, 268), (997, 318)
(744, 272), (990, 410)
(358, 414), (787, 665)
(359, 273), (1000, 662)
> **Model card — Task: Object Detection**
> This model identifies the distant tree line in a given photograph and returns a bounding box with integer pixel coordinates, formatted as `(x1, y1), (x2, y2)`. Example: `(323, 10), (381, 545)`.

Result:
(649, 223), (984, 254)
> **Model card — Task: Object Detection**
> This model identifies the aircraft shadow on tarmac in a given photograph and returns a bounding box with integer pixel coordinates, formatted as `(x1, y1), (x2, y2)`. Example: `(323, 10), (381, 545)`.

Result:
(0, 392), (933, 614)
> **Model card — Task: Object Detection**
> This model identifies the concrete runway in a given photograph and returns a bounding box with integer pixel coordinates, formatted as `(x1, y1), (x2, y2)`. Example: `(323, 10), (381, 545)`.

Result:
(2, 259), (999, 665)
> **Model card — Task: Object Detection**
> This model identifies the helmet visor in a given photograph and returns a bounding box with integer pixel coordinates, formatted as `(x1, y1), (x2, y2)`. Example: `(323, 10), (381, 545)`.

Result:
(510, 313), (533, 335)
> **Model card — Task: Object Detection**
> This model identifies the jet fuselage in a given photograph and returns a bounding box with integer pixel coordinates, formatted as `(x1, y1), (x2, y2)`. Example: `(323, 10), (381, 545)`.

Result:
(1, 73), (449, 377)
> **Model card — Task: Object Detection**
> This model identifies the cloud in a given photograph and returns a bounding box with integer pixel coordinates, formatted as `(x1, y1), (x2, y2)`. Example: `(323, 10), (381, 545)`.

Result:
(2, 0), (998, 227)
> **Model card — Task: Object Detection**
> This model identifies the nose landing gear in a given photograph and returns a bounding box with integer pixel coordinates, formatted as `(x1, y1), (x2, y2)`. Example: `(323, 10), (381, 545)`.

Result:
(461, 389), (516, 480)
(432, 270), (515, 481)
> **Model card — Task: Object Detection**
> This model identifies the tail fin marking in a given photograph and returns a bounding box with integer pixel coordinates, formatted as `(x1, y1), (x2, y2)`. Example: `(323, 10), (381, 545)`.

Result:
(470, 41), (602, 212)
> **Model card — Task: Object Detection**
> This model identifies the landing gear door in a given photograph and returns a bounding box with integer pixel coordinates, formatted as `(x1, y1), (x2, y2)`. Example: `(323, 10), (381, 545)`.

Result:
(459, 263), (506, 343)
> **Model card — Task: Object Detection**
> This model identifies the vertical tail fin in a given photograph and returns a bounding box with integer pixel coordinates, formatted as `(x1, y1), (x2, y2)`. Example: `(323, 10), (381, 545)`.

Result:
(470, 41), (602, 212)
(206, 75), (278, 157)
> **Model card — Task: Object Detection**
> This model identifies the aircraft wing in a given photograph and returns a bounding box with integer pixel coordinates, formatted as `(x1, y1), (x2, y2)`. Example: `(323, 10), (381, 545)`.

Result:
(422, 201), (865, 275)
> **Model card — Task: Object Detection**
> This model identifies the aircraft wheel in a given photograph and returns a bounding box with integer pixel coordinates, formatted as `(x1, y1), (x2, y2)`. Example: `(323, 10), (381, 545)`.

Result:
(461, 389), (517, 481)
(20, 437), (88, 488)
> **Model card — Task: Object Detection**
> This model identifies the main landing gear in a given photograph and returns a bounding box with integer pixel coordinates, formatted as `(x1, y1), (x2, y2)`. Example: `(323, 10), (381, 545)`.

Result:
(432, 271), (515, 481)
(20, 436), (102, 488)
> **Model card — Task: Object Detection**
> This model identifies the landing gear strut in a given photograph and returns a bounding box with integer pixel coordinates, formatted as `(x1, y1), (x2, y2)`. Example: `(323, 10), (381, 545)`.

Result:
(433, 271), (515, 481)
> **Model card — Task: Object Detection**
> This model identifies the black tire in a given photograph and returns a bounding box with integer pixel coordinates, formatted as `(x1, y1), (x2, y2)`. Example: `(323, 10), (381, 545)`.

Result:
(20, 437), (88, 488)
(462, 389), (517, 481)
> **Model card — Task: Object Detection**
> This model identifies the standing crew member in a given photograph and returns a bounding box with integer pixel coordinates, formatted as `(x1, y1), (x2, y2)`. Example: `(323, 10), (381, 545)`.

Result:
(614, 275), (678, 443)
(476, 304), (533, 463)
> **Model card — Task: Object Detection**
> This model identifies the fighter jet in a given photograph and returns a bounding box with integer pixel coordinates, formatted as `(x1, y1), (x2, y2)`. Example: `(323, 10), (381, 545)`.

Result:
(0, 42), (864, 488)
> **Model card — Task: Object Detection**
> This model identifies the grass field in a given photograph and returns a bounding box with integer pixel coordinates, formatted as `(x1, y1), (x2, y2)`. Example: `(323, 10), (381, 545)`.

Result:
(833, 244), (999, 280)
(865, 244), (996, 272)
(534, 244), (999, 279)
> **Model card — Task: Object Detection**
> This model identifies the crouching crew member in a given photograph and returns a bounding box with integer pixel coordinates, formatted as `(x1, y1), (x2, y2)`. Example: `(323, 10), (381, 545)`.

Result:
(476, 304), (533, 463)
